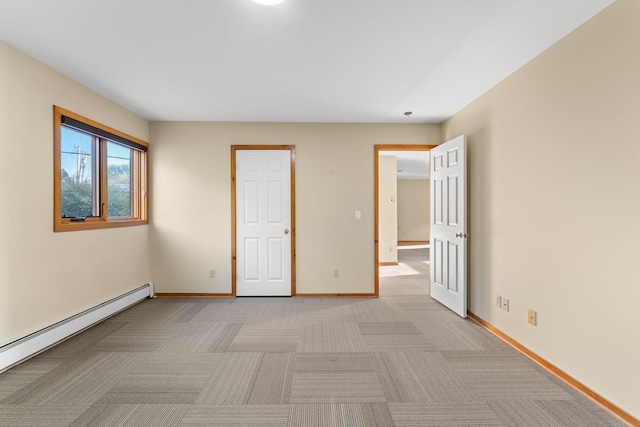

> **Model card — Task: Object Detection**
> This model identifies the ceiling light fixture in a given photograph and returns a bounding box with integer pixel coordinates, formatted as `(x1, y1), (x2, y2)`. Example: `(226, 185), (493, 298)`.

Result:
(251, 0), (286, 5)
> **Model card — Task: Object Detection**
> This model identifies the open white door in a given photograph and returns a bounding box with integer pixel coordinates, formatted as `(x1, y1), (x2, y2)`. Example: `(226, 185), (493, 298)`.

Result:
(236, 150), (292, 296)
(430, 135), (467, 317)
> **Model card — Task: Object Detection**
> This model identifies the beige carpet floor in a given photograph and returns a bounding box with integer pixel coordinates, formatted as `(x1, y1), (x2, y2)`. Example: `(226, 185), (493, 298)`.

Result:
(0, 246), (628, 426)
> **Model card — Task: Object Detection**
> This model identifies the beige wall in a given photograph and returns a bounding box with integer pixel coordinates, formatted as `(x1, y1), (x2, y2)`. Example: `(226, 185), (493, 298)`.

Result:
(378, 156), (398, 263)
(149, 122), (440, 294)
(442, 0), (640, 419)
(0, 41), (151, 345)
(397, 179), (429, 241)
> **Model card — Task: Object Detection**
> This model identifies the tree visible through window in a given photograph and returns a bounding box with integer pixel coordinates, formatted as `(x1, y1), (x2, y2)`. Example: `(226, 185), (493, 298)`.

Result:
(60, 127), (97, 218)
(107, 142), (132, 218)
(54, 106), (148, 231)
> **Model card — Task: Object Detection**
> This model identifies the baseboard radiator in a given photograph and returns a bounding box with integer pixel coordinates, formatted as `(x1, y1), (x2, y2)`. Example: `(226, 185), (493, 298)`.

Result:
(0, 283), (154, 374)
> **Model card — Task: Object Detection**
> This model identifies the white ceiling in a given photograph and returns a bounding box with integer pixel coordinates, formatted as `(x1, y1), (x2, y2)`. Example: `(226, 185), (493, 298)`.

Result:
(380, 151), (429, 180)
(0, 0), (613, 123)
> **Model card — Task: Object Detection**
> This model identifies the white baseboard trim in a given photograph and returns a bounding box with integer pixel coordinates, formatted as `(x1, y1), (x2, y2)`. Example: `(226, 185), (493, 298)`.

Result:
(0, 282), (154, 373)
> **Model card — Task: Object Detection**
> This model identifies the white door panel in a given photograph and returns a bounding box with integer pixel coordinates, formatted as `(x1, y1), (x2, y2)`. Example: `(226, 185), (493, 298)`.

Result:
(430, 136), (467, 317)
(236, 150), (292, 296)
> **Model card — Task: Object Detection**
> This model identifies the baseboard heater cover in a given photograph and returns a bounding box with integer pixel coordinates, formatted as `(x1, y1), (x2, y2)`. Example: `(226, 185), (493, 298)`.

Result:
(0, 282), (154, 374)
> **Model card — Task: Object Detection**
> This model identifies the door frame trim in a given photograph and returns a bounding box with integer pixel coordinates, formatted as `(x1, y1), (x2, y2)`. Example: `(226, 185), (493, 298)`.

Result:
(231, 145), (297, 297)
(374, 144), (436, 296)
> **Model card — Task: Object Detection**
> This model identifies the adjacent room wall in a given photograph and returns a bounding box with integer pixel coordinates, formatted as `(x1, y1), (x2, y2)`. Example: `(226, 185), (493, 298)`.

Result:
(378, 156), (398, 264)
(0, 41), (151, 345)
(442, 0), (640, 419)
(149, 122), (441, 294)
(397, 179), (429, 241)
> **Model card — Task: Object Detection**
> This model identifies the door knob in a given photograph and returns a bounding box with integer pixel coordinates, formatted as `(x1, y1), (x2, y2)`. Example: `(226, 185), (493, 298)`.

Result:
(284, 229), (290, 234)
(456, 232), (468, 238)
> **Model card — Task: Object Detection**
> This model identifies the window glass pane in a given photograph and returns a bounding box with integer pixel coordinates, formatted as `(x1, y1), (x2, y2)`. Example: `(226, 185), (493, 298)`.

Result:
(60, 127), (97, 218)
(107, 142), (132, 218)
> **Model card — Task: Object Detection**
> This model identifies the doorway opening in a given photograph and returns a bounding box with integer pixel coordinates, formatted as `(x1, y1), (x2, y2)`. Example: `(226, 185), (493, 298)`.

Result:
(374, 145), (436, 296)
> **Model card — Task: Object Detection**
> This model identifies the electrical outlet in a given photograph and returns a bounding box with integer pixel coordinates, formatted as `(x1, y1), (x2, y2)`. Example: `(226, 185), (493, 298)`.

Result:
(496, 295), (502, 308)
(528, 309), (537, 325)
(502, 298), (509, 312)
(209, 268), (215, 278)
(333, 269), (339, 278)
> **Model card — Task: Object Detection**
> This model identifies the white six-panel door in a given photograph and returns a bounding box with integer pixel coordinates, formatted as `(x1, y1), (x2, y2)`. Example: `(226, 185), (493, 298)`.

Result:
(236, 150), (292, 296)
(430, 136), (467, 317)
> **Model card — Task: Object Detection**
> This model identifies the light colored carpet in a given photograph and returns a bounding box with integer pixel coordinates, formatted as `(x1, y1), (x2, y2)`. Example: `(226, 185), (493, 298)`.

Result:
(0, 246), (629, 426)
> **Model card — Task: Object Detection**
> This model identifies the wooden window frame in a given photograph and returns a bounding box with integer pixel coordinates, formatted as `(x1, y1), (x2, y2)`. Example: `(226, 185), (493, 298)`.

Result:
(53, 106), (149, 232)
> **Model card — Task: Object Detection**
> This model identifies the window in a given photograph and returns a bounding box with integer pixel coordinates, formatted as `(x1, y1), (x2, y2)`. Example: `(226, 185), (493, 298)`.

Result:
(54, 106), (148, 231)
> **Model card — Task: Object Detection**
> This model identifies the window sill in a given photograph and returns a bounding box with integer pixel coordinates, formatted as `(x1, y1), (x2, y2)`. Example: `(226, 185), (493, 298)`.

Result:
(54, 219), (149, 232)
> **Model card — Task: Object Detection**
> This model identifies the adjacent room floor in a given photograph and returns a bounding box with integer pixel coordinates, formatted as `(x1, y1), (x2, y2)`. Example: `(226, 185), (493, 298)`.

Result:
(0, 245), (627, 426)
